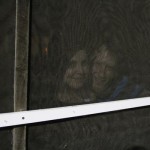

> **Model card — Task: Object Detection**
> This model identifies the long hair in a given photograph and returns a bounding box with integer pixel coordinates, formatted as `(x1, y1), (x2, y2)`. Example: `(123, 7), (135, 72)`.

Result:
(47, 30), (92, 105)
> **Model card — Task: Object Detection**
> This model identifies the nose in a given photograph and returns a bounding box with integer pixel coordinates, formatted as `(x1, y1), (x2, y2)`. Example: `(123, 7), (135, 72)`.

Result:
(93, 64), (106, 78)
(100, 65), (106, 77)
(76, 64), (84, 74)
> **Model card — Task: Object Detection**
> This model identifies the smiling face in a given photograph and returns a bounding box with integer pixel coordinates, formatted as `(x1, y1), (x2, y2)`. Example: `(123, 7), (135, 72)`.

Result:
(64, 50), (89, 89)
(92, 45), (118, 95)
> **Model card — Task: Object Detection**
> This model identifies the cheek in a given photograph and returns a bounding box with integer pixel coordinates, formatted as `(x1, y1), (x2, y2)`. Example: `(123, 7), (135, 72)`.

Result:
(92, 65), (104, 74)
(64, 69), (74, 78)
(83, 66), (89, 74)
(92, 64), (98, 72)
(105, 70), (115, 79)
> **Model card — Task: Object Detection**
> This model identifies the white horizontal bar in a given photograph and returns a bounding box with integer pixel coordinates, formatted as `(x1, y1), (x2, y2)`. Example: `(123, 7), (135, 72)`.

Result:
(0, 97), (150, 128)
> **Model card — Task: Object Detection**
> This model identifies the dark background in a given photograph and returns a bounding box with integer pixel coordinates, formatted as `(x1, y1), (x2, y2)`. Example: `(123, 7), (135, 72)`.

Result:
(0, 0), (16, 150)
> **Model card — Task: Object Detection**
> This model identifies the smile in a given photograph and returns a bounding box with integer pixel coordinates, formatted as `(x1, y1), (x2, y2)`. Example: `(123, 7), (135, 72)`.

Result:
(71, 77), (84, 80)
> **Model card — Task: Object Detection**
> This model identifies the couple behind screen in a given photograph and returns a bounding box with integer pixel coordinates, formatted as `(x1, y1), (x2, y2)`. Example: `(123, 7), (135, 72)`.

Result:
(56, 43), (117, 105)
(50, 40), (149, 106)
(49, 44), (146, 106)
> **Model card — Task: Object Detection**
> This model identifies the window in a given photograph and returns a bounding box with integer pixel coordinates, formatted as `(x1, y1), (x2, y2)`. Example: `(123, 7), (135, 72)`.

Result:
(0, 0), (150, 150)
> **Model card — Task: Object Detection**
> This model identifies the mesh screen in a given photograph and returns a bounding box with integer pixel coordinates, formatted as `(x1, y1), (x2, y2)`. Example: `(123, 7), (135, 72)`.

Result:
(28, 0), (150, 149)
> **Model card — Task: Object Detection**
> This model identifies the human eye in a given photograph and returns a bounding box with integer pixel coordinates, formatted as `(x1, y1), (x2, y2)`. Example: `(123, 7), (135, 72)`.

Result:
(82, 60), (88, 67)
(94, 61), (101, 67)
(105, 65), (114, 72)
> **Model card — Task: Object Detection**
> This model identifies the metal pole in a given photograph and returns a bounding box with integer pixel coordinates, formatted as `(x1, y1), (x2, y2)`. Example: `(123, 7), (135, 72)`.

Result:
(13, 0), (30, 150)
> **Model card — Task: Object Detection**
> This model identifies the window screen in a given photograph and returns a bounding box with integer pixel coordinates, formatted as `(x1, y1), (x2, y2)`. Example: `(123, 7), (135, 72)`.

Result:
(28, 0), (150, 150)
(29, 0), (150, 110)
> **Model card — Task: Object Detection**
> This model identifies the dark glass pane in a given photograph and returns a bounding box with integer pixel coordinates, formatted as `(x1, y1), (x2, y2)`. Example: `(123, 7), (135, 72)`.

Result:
(0, 0), (16, 150)
(28, 0), (150, 149)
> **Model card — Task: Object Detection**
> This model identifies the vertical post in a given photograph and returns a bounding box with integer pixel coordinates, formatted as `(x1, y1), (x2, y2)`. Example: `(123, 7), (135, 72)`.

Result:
(13, 0), (30, 150)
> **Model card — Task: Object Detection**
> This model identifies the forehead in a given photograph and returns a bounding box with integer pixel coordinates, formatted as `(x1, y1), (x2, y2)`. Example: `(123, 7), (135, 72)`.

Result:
(94, 47), (117, 66)
(71, 50), (87, 61)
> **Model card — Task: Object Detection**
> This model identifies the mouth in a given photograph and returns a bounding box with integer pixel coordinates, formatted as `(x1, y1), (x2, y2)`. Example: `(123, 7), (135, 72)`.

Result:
(93, 77), (106, 82)
(71, 75), (85, 79)
(93, 78), (108, 86)
(71, 77), (84, 80)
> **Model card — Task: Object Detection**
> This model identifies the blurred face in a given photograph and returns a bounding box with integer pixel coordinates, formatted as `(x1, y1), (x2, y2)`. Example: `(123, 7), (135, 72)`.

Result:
(64, 50), (89, 89)
(92, 46), (117, 94)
